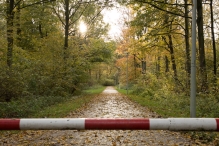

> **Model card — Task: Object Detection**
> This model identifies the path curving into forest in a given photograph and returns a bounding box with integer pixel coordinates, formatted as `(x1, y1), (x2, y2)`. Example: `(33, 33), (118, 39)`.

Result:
(1, 87), (208, 145)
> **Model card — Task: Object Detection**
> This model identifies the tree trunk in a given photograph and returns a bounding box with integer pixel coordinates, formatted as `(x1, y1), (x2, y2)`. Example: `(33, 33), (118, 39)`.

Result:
(141, 60), (146, 74)
(162, 19), (178, 81)
(6, 0), (15, 68)
(165, 55), (169, 73)
(197, 0), (208, 91)
(184, 0), (191, 88)
(156, 56), (160, 78)
(134, 54), (137, 78)
(168, 33), (178, 81)
(64, 0), (70, 60)
(98, 69), (101, 80)
(162, 4), (178, 81)
(210, 0), (217, 82)
(16, 1), (21, 47)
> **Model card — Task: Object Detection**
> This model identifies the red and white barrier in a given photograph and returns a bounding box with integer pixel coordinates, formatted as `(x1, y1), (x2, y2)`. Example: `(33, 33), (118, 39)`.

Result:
(0, 118), (219, 131)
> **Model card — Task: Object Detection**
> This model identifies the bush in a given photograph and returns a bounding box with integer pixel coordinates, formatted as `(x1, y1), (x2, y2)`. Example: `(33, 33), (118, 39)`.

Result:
(0, 69), (25, 102)
(131, 86), (145, 95)
(0, 96), (68, 118)
(196, 94), (219, 117)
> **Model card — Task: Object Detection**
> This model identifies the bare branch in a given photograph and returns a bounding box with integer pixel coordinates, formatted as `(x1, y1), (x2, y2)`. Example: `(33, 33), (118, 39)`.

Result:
(19, 0), (55, 9)
(135, 0), (192, 19)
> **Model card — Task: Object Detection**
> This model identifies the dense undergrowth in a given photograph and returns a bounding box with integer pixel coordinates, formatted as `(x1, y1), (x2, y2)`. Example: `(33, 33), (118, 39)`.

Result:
(118, 73), (219, 118)
(128, 87), (219, 118)
(0, 96), (69, 118)
(0, 85), (105, 118)
(116, 73), (219, 144)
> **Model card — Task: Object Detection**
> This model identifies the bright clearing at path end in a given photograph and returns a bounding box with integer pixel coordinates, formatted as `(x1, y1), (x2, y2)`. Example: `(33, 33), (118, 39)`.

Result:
(102, 87), (118, 93)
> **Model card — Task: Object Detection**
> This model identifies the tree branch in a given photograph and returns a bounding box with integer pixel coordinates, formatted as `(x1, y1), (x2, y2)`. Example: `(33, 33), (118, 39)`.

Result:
(19, 0), (55, 9)
(135, 0), (192, 19)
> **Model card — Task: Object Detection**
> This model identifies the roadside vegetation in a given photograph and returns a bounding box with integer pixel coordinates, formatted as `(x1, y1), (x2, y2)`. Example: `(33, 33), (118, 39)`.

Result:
(117, 85), (219, 144)
(116, 73), (219, 144)
(0, 86), (105, 118)
(117, 85), (219, 118)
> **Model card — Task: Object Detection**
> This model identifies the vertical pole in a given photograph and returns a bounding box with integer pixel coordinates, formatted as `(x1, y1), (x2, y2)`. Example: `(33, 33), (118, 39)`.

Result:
(191, 0), (197, 117)
(126, 53), (128, 95)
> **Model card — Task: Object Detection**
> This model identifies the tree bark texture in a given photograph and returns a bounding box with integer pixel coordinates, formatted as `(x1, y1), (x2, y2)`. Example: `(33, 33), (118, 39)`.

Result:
(168, 33), (178, 81)
(6, 0), (15, 68)
(184, 0), (191, 87)
(64, 0), (70, 60)
(210, 0), (217, 79)
(16, 1), (21, 47)
(165, 55), (170, 73)
(197, 0), (208, 91)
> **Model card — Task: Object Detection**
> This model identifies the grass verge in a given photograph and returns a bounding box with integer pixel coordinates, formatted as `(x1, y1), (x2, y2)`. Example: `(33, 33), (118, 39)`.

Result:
(34, 86), (106, 118)
(116, 88), (133, 95)
(116, 87), (219, 144)
(33, 95), (93, 118)
(126, 94), (189, 118)
(82, 86), (106, 95)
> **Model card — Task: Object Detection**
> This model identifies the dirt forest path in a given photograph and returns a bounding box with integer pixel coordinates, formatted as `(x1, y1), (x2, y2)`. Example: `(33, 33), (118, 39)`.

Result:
(1, 86), (205, 145)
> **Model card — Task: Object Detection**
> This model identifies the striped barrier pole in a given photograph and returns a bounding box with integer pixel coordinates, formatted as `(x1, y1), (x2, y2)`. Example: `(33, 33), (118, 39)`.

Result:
(0, 118), (219, 131)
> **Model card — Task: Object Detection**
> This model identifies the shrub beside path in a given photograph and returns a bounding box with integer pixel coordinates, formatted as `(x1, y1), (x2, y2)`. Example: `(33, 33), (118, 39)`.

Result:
(0, 86), (210, 145)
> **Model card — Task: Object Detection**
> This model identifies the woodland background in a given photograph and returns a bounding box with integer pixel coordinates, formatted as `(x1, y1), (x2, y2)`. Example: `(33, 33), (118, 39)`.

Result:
(0, 0), (219, 121)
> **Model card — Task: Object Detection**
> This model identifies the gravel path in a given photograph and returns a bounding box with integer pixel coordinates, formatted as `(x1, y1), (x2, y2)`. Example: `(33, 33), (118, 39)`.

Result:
(1, 87), (208, 145)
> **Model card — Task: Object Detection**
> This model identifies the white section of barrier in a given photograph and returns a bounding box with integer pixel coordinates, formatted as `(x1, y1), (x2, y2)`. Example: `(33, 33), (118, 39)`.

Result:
(150, 118), (217, 131)
(149, 119), (170, 130)
(20, 118), (85, 130)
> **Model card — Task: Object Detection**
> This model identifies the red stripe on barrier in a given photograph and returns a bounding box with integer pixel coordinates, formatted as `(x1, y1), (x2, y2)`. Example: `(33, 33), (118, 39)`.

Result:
(216, 119), (219, 131)
(85, 118), (150, 130)
(0, 119), (20, 130)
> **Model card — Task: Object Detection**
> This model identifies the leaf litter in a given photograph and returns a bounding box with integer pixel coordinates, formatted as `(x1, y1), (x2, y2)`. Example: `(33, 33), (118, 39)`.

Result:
(0, 86), (214, 145)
